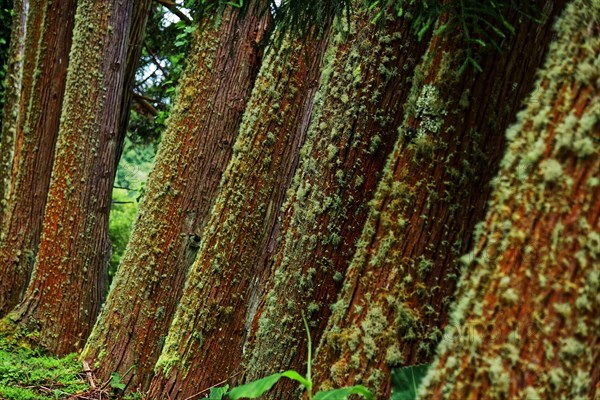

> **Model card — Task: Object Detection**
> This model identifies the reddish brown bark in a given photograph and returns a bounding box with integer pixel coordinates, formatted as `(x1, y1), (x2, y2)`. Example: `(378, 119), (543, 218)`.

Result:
(418, 1), (599, 398)
(82, 1), (272, 392)
(147, 24), (333, 400)
(6, 0), (132, 355)
(0, 0), (77, 317)
(243, 6), (432, 398)
(310, 1), (565, 397)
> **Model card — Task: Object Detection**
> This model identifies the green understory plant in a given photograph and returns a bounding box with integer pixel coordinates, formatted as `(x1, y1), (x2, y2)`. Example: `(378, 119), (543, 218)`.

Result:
(390, 363), (430, 400)
(210, 314), (373, 400)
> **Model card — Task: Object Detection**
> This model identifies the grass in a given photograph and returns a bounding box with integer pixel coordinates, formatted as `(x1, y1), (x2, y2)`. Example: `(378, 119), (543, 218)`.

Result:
(0, 334), (90, 399)
(0, 332), (146, 399)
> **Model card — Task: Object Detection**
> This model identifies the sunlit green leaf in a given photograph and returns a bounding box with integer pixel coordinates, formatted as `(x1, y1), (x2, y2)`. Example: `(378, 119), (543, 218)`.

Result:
(227, 373), (283, 399)
(391, 364), (430, 400)
(282, 370), (311, 388)
(314, 385), (374, 400)
(209, 384), (228, 400)
(109, 372), (126, 391)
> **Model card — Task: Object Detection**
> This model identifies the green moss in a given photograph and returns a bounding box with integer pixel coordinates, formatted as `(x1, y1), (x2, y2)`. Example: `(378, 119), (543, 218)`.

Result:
(539, 159), (563, 183)
(0, 334), (89, 399)
(385, 344), (404, 366)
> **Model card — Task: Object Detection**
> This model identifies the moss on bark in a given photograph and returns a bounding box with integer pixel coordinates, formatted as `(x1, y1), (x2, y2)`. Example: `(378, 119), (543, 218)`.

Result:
(82, 1), (271, 391)
(418, 1), (599, 398)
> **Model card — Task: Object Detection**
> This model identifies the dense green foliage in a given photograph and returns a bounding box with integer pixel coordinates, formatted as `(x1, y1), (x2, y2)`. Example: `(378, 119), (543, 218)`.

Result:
(109, 137), (156, 278)
(129, 3), (194, 142)
(193, 0), (541, 71)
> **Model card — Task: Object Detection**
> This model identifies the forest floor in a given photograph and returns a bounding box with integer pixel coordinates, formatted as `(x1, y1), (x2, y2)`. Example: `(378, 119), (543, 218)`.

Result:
(0, 333), (138, 400)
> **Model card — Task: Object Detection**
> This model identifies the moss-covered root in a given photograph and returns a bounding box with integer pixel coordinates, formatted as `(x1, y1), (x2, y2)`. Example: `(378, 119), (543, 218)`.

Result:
(418, 1), (600, 398)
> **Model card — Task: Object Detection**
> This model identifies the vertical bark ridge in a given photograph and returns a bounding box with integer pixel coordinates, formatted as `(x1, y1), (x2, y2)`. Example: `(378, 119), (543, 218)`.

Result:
(83, 1), (272, 391)
(6, 0), (132, 356)
(0, 0), (77, 317)
(311, 1), (565, 396)
(147, 22), (333, 400)
(418, 1), (599, 398)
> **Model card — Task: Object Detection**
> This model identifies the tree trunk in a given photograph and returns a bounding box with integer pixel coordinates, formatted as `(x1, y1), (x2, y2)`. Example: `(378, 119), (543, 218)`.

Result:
(82, 1), (271, 392)
(311, 1), (565, 397)
(147, 24), (333, 400)
(417, 1), (599, 398)
(0, 0), (77, 317)
(114, 0), (154, 171)
(0, 0), (27, 226)
(5, 0), (132, 356)
(243, 6), (431, 398)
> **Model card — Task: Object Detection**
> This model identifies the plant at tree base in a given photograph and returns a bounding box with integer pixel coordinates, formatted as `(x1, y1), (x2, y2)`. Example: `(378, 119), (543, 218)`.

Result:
(210, 315), (374, 400)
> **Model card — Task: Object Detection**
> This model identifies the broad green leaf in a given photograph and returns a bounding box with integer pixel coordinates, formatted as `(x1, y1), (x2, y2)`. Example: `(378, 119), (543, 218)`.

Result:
(314, 385), (374, 400)
(209, 384), (228, 400)
(390, 364), (430, 400)
(282, 370), (311, 388)
(227, 373), (283, 399)
(109, 372), (126, 390)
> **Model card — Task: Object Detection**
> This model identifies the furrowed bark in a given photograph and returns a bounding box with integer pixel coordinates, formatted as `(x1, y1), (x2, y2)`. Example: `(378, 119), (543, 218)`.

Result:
(83, 1), (271, 391)
(311, 1), (565, 396)
(243, 6), (431, 398)
(0, 0), (76, 317)
(147, 24), (333, 400)
(5, 0), (132, 356)
(0, 0), (27, 226)
(418, 1), (599, 398)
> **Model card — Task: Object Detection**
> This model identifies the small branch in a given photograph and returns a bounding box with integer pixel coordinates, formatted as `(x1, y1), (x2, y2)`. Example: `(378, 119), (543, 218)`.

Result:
(154, 0), (193, 24)
(82, 360), (96, 389)
(145, 45), (170, 79)
(183, 370), (245, 400)
(135, 93), (160, 103)
(133, 92), (159, 116)
(113, 185), (138, 191)
(136, 65), (159, 87)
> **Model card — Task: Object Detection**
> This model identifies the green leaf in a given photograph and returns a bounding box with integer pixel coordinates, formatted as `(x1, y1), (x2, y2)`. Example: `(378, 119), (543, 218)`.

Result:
(367, 0), (380, 11)
(281, 370), (311, 389)
(314, 385), (374, 400)
(209, 384), (228, 400)
(109, 372), (126, 391)
(227, 373), (283, 399)
(390, 364), (430, 400)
